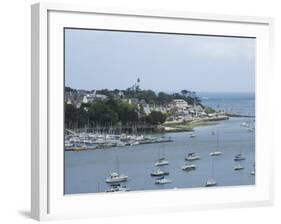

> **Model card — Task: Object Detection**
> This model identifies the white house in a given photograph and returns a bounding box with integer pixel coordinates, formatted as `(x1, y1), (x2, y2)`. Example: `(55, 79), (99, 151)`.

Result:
(172, 99), (189, 109)
(82, 93), (107, 103)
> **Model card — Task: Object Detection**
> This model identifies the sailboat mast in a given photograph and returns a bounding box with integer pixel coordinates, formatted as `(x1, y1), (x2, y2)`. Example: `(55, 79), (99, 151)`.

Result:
(211, 157), (214, 178)
(116, 157), (120, 173)
(217, 129), (219, 149)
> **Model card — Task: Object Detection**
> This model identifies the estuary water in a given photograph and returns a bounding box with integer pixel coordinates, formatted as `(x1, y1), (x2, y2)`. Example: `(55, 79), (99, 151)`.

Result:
(65, 92), (255, 194)
(198, 92), (255, 116)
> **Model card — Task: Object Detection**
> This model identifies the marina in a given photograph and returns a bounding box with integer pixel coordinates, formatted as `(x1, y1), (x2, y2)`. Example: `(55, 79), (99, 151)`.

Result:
(65, 133), (173, 151)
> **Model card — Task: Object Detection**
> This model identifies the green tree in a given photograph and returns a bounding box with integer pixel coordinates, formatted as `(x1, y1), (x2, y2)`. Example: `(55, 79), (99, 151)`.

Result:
(146, 111), (166, 125)
(117, 101), (138, 124)
(88, 101), (118, 125)
(65, 103), (88, 129)
(181, 89), (188, 96)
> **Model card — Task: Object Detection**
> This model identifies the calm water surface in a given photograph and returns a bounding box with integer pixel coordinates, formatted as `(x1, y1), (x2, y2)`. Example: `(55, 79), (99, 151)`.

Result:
(65, 117), (255, 194)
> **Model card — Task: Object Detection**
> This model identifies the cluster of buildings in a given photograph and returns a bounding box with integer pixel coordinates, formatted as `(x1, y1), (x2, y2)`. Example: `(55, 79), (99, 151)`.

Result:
(65, 90), (212, 123)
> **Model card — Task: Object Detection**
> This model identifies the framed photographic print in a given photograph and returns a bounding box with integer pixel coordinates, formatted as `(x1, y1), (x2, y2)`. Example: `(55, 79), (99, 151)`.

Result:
(31, 2), (274, 221)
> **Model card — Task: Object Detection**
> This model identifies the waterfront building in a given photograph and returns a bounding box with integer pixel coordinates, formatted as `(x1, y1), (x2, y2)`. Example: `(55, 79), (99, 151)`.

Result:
(82, 92), (107, 103)
(172, 99), (190, 109)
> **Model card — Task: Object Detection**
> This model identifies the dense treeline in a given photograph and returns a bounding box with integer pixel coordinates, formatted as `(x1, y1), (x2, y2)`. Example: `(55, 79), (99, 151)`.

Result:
(65, 99), (167, 129)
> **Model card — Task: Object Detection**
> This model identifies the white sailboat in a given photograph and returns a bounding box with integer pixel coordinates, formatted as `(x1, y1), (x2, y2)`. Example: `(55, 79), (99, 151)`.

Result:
(155, 146), (169, 166)
(155, 158), (169, 166)
(105, 157), (129, 183)
(210, 130), (222, 156)
(205, 157), (217, 187)
(251, 162), (255, 175)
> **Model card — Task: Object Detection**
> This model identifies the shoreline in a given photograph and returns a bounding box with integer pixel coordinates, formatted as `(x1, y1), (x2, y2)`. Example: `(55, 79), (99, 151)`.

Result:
(161, 115), (229, 133)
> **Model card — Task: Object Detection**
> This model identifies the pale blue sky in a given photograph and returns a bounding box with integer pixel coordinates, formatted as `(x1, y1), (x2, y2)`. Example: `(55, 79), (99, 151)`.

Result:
(65, 29), (255, 93)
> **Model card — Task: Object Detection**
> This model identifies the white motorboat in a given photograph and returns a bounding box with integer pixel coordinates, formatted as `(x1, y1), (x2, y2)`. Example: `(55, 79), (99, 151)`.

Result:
(247, 127), (254, 132)
(241, 122), (250, 128)
(106, 184), (129, 192)
(105, 172), (128, 183)
(116, 141), (126, 147)
(155, 176), (172, 184)
(130, 141), (140, 146)
(209, 151), (222, 156)
(205, 179), (217, 187)
(155, 158), (169, 166)
(234, 153), (245, 161)
(234, 164), (244, 170)
(150, 169), (169, 176)
(189, 133), (196, 138)
(181, 164), (197, 171)
(185, 152), (200, 161)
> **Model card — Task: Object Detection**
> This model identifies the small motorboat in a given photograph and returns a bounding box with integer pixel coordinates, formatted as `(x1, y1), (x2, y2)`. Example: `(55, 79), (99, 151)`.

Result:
(234, 164), (244, 171)
(150, 169), (169, 176)
(130, 141), (140, 146)
(155, 176), (172, 184)
(209, 151), (222, 156)
(181, 164), (197, 171)
(185, 152), (200, 161)
(105, 172), (128, 183)
(205, 179), (217, 187)
(106, 184), (130, 192)
(234, 153), (245, 161)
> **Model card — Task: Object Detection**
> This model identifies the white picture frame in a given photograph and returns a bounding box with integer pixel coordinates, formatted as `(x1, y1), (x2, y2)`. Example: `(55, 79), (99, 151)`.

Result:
(31, 2), (274, 221)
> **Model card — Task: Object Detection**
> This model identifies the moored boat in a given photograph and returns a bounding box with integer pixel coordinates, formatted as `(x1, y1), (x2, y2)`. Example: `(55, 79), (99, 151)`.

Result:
(105, 172), (128, 183)
(234, 153), (245, 161)
(205, 179), (217, 187)
(106, 184), (130, 192)
(234, 164), (244, 170)
(150, 169), (169, 176)
(185, 152), (200, 161)
(181, 164), (197, 171)
(209, 151), (222, 156)
(155, 176), (172, 184)
(155, 158), (169, 166)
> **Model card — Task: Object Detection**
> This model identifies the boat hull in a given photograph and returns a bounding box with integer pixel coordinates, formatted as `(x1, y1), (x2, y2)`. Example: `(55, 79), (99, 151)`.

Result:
(150, 172), (169, 176)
